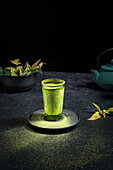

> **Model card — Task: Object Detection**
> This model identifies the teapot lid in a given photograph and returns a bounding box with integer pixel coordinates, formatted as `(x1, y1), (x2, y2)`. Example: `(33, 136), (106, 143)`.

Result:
(101, 59), (113, 71)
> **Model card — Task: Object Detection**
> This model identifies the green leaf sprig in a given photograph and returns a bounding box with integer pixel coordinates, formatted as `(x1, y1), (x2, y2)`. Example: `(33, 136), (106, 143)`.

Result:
(87, 103), (113, 120)
(0, 59), (46, 76)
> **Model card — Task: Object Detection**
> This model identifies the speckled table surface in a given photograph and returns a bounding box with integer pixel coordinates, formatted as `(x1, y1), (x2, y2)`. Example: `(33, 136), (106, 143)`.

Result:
(0, 72), (113, 170)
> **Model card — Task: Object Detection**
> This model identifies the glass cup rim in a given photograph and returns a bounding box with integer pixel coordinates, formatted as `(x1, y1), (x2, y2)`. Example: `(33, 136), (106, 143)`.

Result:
(41, 78), (65, 87)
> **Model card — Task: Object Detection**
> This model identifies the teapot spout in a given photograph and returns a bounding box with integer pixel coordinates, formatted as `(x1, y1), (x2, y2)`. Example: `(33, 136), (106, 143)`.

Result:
(91, 69), (99, 83)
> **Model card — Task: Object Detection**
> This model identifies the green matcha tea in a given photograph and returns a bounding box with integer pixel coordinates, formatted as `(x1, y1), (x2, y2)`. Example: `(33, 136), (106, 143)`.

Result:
(41, 79), (65, 121)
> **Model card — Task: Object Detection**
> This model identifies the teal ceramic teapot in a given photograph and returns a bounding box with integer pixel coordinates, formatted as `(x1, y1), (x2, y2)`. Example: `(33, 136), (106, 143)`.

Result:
(92, 48), (113, 90)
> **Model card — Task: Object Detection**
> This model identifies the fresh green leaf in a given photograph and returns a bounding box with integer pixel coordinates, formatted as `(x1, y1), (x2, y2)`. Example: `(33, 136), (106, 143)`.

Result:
(26, 71), (31, 76)
(37, 68), (43, 74)
(22, 71), (31, 76)
(0, 67), (3, 76)
(24, 61), (29, 70)
(32, 68), (42, 74)
(0, 66), (3, 73)
(4, 69), (11, 76)
(21, 73), (28, 76)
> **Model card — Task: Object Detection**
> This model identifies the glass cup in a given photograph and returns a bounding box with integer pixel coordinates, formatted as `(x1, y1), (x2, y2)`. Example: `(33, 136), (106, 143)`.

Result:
(41, 79), (65, 121)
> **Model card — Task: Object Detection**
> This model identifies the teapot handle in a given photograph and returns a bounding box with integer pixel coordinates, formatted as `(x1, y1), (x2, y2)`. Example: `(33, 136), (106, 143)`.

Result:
(97, 48), (113, 70)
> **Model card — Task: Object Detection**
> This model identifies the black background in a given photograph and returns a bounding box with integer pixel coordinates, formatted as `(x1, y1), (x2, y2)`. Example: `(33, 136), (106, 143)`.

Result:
(0, 1), (113, 72)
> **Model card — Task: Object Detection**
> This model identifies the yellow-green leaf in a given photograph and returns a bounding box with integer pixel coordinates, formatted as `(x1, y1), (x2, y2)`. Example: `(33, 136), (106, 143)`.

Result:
(6, 67), (16, 72)
(26, 63), (32, 71)
(10, 59), (23, 66)
(23, 68), (28, 74)
(104, 111), (110, 115)
(106, 107), (113, 113)
(101, 110), (106, 118)
(6, 67), (18, 76)
(92, 103), (102, 113)
(11, 71), (18, 76)
(36, 62), (46, 69)
(32, 59), (41, 70)
(16, 66), (23, 76)
(87, 111), (101, 121)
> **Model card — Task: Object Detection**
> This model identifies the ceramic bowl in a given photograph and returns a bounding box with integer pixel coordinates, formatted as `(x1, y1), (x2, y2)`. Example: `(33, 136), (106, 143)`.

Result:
(0, 73), (37, 92)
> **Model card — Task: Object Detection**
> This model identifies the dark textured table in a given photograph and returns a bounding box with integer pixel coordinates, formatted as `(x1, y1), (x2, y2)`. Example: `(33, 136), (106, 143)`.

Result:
(1, 72), (113, 170)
